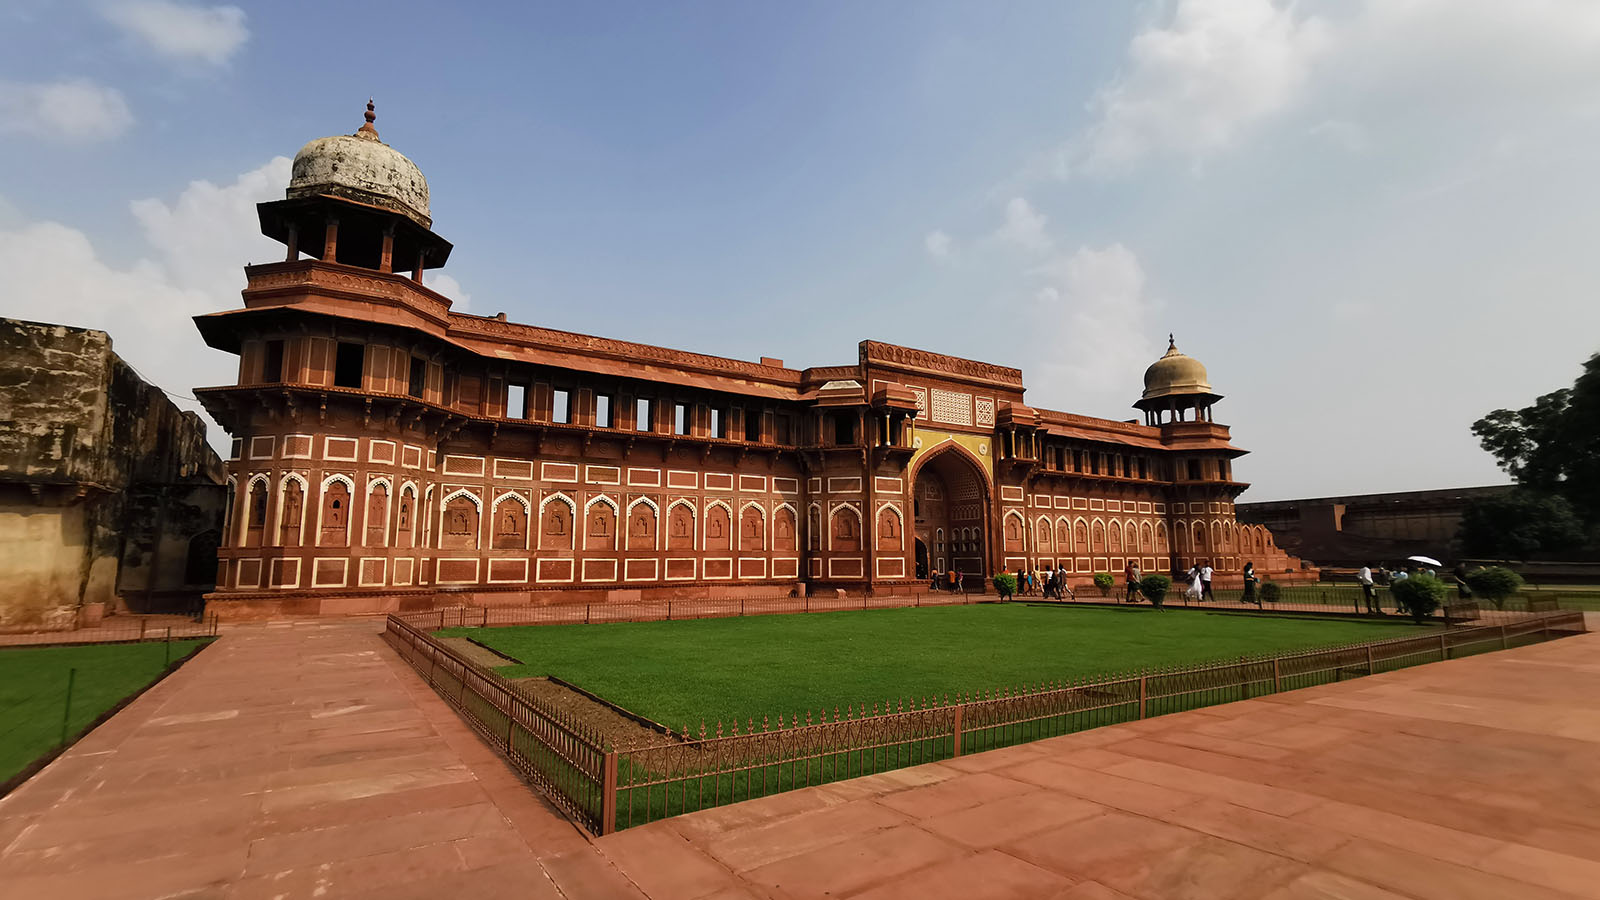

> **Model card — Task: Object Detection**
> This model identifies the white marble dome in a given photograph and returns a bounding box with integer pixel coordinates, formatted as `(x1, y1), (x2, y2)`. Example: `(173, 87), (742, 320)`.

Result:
(287, 102), (430, 227)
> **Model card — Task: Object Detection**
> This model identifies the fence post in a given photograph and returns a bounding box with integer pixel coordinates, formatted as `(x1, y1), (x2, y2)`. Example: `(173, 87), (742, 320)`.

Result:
(741, 599), (745, 616)
(440, 609), (446, 631)
(951, 704), (964, 757)
(601, 750), (619, 835)
(1500, 624), (1508, 649)
(667, 599), (672, 621)
(164, 627), (172, 666)
(1272, 657), (1281, 693)
(1542, 618), (1550, 642)
(1138, 674), (1147, 719)
(1366, 645), (1375, 675)
(139, 619), (147, 641)
(59, 667), (76, 746)
(1438, 632), (1448, 661)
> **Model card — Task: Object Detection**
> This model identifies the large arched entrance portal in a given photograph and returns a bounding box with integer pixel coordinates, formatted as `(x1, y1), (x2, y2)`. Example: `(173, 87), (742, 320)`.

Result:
(912, 446), (989, 585)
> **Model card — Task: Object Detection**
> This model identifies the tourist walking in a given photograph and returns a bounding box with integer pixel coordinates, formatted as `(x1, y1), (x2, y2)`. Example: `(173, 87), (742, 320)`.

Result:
(1124, 560), (1141, 602)
(1242, 561), (1260, 607)
(1452, 562), (1472, 600)
(1358, 563), (1379, 614)
(1200, 560), (1215, 601)
(1185, 564), (1203, 602)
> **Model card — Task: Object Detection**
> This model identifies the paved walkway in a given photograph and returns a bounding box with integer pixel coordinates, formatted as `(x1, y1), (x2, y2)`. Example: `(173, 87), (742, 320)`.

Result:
(3, 622), (1599, 899)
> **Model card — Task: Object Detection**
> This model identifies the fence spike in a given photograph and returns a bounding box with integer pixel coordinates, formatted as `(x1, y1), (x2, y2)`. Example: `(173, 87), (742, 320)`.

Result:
(763, 715), (769, 732)
(699, 721), (707, 740)
(747, 718), (754, 735)
(716, 720), (724, 738)
(835, 705), (841, 722)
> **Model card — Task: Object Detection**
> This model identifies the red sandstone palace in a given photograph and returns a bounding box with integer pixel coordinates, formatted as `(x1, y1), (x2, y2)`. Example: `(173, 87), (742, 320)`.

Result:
(195, 105), (1302, 618)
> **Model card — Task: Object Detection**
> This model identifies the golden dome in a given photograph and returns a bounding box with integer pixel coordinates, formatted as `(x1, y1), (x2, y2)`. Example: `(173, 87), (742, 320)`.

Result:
(1141, 335), (1212, 401)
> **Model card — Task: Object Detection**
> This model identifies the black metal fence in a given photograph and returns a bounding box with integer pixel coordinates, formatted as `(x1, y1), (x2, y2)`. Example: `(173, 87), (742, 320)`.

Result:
(382, 602), (1587, 834)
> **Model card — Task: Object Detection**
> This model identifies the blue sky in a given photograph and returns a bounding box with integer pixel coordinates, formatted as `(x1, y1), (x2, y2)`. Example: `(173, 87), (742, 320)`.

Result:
(5, 1), (1600, 500)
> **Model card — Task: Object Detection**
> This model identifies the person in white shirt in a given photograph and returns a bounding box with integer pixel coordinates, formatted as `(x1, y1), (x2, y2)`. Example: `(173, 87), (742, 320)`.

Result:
(1199, 562), (1215, 600)
(1358, 564), (1378, 614)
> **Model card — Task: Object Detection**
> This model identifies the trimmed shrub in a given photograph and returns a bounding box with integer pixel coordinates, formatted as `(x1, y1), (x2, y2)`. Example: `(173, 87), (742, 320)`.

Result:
(1139, 573), (1172, 608)
(1392, 574), (1448, 621)
(992, 573), (1017, 599)
(1092, 573), (1115, 596)
(1463, 566), (1523, 610)
(1260, 581), (1282, 604)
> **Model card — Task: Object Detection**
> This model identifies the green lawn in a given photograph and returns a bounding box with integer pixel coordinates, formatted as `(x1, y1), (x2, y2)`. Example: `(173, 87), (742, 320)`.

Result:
(0, 640), (209, 785)
(445, 605), (1429, 733)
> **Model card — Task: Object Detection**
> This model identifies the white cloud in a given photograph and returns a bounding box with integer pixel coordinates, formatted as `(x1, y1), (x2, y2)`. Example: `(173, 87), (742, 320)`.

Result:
(992, 197), (1052, 252)
(1307, 119), (1369, 153)
(0, 79), (133, 142)
(1058, 0), (1600, 179)
(424, 272), (472, 312)
(1064, 0), (1331, 175)
(1029, 244), (1157, 399)
(923, 229), (952, 259)
(0, 158), (289, 453)
(102, 1), (248, 66)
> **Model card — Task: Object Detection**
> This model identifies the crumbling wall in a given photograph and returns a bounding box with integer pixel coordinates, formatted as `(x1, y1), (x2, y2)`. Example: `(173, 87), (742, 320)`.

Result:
(0, 318), (224, 627)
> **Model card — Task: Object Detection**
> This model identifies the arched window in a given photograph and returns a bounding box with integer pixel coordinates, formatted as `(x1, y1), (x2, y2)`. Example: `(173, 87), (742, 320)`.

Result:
(878, 506), (903, 552)
(1036, 517), (1052, 553)
(493, 494), (529, 550)
(1140, 522), (1153, 554)
(1074, 519), (1088, 551)
(320, 479), (351, 546)
(1108, 521), (1123, 554)
(540, 495), (574, 550)
(705, 502), (732, 551)
(1156, 521), (1169, 554)
(440, 492), (480, 550)
(365, 482), (389, 547)
(396, 485), (415, 548)
(1174, 521), (1189, 555)
(245, 479), (268, 548)
(740, 504), (764, 552)
(278, 477), (304, 546)
(585, 498), (617, 550)
(1003, 513), (1025, 552)
(666, 501), (695, 550)
(1091, 520), (1106, 553)
(831, 506), (861, 552)
(773, 506), (797, 552)
(627, 500), (657, 550)
(1056, 518), (1070, 552)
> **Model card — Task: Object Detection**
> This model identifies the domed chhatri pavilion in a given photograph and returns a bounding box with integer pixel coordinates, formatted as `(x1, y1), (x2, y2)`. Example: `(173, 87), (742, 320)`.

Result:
(193, 105), (1305, 618)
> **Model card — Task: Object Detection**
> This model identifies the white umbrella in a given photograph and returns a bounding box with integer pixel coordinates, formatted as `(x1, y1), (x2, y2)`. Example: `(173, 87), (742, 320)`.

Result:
(1407, 555), (1443, 567)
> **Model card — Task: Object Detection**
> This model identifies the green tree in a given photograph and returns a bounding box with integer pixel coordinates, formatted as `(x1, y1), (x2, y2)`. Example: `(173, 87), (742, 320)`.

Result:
(1457, 491), (1585, 559)
(1092, 573), (1114, 596)
(1472, 351), (1600, 525)
(1391, 574), (1447, 622)
(1138, 574), (1172, 608)
(992, 573), (1017, 599)
(1463, 566), (1523, 610)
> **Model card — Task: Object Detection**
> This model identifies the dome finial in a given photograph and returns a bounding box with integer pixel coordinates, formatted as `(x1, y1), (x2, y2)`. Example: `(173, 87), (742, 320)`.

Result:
(1168, 333), (1176, 350)
(356, 98), (379, 140)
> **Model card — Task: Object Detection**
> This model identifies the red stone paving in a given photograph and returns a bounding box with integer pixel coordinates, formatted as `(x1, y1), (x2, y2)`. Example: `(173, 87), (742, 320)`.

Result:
(3, 621), (1600, 899)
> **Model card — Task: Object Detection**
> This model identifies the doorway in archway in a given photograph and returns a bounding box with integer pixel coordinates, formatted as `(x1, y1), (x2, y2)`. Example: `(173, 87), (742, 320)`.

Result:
(912, 448), (988, 583)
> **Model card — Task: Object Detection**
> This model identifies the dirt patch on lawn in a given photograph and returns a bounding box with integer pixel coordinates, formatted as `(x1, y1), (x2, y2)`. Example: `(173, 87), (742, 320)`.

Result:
(437, 636), (521, 668)
(509, 676), (676, 749)
(435, 636), (675, 748)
